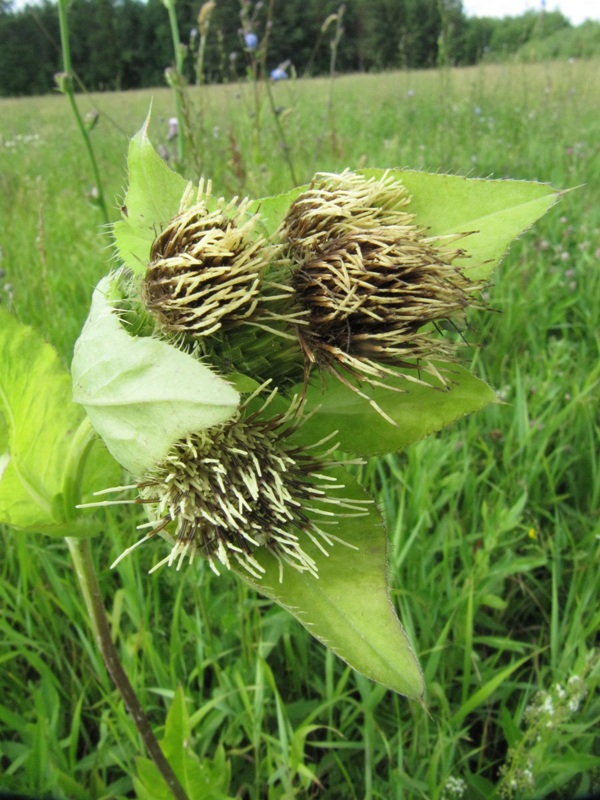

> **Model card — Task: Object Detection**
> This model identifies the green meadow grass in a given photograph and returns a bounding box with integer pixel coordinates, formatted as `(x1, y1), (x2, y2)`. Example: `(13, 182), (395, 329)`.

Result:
(1, 59), (600, 799)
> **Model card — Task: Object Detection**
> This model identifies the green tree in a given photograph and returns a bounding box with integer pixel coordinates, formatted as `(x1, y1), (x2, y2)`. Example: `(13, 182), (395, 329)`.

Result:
(0, 1), (60, 96)
(69, 0), (120, 90)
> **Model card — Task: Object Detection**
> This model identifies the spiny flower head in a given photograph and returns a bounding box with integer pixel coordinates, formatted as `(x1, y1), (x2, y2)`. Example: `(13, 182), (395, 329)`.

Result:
(282, 169), (413, 256)
(291, 227), (478, 377)
(112, 389), (368, 581)
(281, 171), (483, 390)
(142, 192), (276, 338)
(197, 1), (215, 35)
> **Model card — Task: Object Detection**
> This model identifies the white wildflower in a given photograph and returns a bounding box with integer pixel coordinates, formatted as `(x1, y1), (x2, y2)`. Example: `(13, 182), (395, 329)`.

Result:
(444, 775), (467, 797)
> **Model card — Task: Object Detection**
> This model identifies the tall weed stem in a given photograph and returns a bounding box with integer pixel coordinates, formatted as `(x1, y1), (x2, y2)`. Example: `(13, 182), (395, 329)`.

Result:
(163, 0), (186, 165)
(326, 4), (345, 150)
(66, 536), (191, 800)
(264, 78), (298, 185)
(196, 1), (214, 87)
(56, 0), (110, 225)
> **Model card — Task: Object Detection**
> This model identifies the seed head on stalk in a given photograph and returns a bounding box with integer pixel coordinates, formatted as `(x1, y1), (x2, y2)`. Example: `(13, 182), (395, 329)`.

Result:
(88, 387), (369, 582)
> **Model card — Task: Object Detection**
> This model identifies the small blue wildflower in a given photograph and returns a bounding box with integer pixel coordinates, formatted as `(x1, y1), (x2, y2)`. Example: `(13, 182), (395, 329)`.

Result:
(244, 32), (258, 50)
(270, 67), (288, 81)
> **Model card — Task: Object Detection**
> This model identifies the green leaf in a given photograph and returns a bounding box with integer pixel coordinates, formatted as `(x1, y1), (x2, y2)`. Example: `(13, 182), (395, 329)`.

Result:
(450, 654), (531, 726)
(113, 113), (191, 275)
(359, 169), (560, 280)
(72, 274), (240, 477)
(0, 310), (116, 535)
(238, 469), (424, 700)
(247, 186), (302, 238)
(134, 687), (233, 800)
(294, 364), (497, 457)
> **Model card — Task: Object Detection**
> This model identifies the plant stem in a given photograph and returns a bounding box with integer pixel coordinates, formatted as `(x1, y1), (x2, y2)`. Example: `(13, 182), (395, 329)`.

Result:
(164, 0), (186, 166)
(61, 417), (96, 521)
(264, 79), (298, 186)
(326, 5), (345, 152)
(196, 17), (211, 88)
(56, 0), (110, 226)
(65, 536), (191, 800)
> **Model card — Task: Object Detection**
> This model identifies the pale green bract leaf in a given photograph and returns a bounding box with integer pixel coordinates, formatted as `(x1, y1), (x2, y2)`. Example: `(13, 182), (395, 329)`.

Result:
(113, 114), (191, 275)
(239, 468), (424, 700)
(0, 310), (117, 535)
(295, 364), (498, 457)
(247, 188), (298, 238)
(71, 274), (240, 477)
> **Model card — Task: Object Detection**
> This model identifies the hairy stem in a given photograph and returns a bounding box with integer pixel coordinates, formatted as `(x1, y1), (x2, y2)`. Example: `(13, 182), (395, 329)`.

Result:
(66, 536), (191, 800)
(60, 421), (189, 799)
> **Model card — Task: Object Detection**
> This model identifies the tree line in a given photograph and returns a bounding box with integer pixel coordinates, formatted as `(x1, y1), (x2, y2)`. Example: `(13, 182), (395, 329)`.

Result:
(0, 0), (574, 97)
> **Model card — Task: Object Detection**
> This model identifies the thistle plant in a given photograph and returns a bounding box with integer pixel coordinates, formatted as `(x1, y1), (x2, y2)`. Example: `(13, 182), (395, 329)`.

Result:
(70, 117), (560, 686)
(0, 115), (562, 799)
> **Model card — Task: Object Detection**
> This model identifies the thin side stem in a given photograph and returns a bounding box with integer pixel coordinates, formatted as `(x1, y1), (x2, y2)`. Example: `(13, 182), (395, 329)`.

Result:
(264, 78), (298, 186)
(66, 536), (191, 800)
(196, 24), (210, 87)
(56, 0), (110, 225)
(326, 5), (345, 151)
(165, 0), (186, 165)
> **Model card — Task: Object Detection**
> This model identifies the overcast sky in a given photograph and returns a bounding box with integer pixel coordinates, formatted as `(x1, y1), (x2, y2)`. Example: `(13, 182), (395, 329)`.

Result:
(10, 0), (600, 25)
(462, 0), (600, 26)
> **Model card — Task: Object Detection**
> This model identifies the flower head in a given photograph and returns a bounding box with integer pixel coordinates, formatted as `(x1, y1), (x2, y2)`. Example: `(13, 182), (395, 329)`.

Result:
(111, 388), (368, 581)
(282, 170), (411, 254)
(142, 193), (274, 339)
(244, 31), (258, 50)
(270, 66), (288, 81)
(444, 776), (467, 798)
(291, 227), (475, 376)
(281, 171), (482, 391)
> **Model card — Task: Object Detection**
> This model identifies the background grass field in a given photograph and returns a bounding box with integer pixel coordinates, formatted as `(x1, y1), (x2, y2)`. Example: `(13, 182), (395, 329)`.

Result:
(1, 59), (600, 799)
